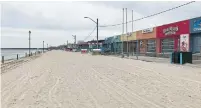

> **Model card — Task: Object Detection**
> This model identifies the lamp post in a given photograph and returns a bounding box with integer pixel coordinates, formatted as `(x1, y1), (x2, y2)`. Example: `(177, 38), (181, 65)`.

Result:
(43, 41), (44, 53)
(84, 17), (99, 49)
(29, 31), (31, 56)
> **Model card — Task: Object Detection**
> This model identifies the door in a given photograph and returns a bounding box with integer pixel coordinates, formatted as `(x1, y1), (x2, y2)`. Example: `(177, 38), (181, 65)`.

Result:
(161, 38), (174, 53)
(192, 34), (201, 53)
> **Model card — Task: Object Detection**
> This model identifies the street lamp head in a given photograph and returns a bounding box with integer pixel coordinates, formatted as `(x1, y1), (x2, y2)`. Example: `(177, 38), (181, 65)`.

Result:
(84, 17), (88, 18)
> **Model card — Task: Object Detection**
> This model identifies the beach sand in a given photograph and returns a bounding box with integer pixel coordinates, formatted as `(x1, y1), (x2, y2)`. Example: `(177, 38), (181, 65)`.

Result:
(1, 50), (201, 108)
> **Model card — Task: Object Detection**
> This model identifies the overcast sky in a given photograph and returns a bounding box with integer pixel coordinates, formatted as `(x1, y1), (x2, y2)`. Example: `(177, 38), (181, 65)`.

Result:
(1, 1), (201, 48)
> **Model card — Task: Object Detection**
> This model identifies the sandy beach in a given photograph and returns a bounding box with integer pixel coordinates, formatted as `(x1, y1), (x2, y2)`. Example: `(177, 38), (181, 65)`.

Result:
(1, 50), (201, 108)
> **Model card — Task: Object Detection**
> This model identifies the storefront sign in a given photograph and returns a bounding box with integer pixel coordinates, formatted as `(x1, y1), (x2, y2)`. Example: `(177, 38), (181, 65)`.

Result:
(193, 21), (201, 31)
(163, 26), (179, 36)
(180, 34), (189, 52)
(190, 17), (201, 33)
(127, 32), (132, 36)
(142, 28), (153, 34)
(156, 20), (189, 38)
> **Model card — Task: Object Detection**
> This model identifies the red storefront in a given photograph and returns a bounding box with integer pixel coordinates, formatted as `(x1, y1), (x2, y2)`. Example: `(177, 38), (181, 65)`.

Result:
(156, 20), (190, 53)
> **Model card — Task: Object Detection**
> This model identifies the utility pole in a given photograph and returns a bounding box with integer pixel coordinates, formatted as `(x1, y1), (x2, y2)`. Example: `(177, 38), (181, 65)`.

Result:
(43, 41), (44, 53)
(132, 10), (134, 56)
(72, 35), (76, 48)
(132, 10), (133, 32)
(126, 8), (129, 57)
(29, 31), (31, 56)
(47, 43), (48, 50)
(97, 18), (99, 49)
(121, 8), (124, 57)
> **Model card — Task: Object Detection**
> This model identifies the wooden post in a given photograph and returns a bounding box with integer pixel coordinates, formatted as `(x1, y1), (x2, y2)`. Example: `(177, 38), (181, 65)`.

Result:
(2, 56), (4, 63)
(17, 54), (18, 60)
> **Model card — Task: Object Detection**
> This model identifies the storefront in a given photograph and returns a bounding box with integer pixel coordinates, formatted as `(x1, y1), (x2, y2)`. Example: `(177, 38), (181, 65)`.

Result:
(113, 35), (122, 53)
(102, 37), (113, 52)
(136, 27), (157, 54)
(88, 40), (104, 51)
(190, 17), (201, 53)
(120, 32), (137, 54)
(156, 20), (190, 53)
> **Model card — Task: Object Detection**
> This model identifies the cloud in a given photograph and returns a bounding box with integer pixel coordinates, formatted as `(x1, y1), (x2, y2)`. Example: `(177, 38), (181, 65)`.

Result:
(1, 27), (119, 48)
(1, 1), (201, 48)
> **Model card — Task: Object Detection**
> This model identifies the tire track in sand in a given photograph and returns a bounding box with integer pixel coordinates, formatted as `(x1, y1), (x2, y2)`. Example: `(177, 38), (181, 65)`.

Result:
(91, 67), (164, 108)
(48, 76), (62, 108)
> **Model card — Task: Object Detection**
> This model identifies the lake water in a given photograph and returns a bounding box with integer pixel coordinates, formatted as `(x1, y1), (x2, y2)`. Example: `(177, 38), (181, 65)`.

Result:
(1, 49), (44, 60)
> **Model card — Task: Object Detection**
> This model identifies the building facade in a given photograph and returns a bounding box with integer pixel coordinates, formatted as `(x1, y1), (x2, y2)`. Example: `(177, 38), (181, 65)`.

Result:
(190, 17), (201, 53)
(121, 32), (137, 54)
(136, 27), (157, 54)
(113, 35), (122, 53)
(101, 16), (200, 56)
(156, 20), (190, 54)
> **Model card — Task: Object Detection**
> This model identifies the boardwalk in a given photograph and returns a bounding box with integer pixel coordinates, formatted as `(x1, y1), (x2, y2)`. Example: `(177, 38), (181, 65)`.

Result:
(1, 50), (201, 108)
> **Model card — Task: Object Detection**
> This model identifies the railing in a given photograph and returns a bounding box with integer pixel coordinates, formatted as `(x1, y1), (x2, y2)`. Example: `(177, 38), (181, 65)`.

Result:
(1, 51), (43, 64)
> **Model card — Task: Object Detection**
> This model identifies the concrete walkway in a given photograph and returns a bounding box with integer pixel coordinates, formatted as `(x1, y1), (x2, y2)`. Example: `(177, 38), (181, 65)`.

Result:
(123, 55), (201, 68)
(1, 50), (201, 108)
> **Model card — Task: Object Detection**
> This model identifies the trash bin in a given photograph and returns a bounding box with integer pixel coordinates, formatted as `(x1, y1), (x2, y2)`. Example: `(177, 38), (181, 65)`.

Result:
(171, 52), (180, 64)
(171, 52), (192, 64)
(181, 52), (192, 64)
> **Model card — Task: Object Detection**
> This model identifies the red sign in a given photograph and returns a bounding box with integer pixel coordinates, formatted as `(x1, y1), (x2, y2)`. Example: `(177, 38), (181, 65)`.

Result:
(156, 20), (190, 38)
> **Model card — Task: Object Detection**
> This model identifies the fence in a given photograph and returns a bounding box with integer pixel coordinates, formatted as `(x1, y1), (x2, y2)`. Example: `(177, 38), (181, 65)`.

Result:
(1, 51), (43, 64)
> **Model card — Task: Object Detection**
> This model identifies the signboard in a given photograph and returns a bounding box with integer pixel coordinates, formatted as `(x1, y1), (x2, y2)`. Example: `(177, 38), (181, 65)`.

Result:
(127, 32), (132, 37)
(193, 20), (201, 31)
(180, 34), (189, 52)
(142, 28), (153, 34)
(156, 20), (189, 38)
(163, 26), (179, 36)
(190, 17), (201, 33)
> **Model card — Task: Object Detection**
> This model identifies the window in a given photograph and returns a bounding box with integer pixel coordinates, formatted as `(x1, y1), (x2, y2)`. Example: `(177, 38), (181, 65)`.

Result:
(161, 38), (174, 53)
(147, 40), (156, 52)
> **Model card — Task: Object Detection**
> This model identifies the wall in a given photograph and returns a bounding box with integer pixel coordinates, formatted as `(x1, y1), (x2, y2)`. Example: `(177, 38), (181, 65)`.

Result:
(136, 27), (156, 40)
(113, 35), (121, 43)
(120, 32), (137, 41)
(113, 35), (122, 53)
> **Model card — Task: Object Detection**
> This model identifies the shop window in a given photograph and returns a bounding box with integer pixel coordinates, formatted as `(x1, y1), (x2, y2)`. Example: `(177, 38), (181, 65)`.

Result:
(147, 40), (156, 52)
(161, 38), (174, 53)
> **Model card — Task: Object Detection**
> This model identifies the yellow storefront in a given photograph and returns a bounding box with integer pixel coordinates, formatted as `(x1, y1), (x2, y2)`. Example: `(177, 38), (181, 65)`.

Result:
(120, 32), (137, 54)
